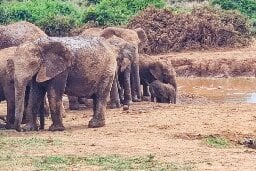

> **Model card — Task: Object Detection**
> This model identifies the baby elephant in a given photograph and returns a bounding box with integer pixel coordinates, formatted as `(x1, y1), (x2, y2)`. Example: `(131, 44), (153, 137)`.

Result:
(149, 80), (176, 104)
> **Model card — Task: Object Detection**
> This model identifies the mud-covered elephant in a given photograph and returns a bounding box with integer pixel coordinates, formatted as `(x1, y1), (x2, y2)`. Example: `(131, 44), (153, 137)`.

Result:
(0, 21), (50, 129)
(139, 55), (177, 98)
(149, 80), (176, 104)
(0, 21), (46, 49)
(9, 36), (133, 132)
(0, 47), (50, 129)
(100, 27), (147, 102)
(68, 27), (141, 110)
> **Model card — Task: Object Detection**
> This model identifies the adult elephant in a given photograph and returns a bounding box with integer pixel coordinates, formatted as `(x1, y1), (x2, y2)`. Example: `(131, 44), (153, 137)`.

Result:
(0, 21), (46, 49)
(9, 36), (129, 132)
(0, 21), (49, 129)
(100, 27), (147, 102)
(68, 28), (138, 110)
(139, 55), (177, 98)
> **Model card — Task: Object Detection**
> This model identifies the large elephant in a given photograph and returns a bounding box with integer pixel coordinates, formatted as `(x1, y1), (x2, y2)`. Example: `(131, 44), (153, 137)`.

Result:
(100, 27), (147, 102)
(0, 21), (46, 49)
(139, 55), (177, 98)
(0, 46), (50, 129)
(9, 36), (130, 132)
(68, 28), (138, 110)
(0, 21), (50, 129)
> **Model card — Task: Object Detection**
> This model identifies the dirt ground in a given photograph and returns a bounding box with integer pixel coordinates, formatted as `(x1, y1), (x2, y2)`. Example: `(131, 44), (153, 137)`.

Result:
(1, 42), (256, 170)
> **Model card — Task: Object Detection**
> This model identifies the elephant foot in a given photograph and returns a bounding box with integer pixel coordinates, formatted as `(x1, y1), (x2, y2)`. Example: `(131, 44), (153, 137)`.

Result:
(5, 123), (15, 129)
(88, 118), (105, 128)
(132, 97), (141, 102)
(69, 104), (79, 110)
(110, 102), (122, 109)
(49, 124), (65, 131)
(123, 105), (129, 111)
(22, 123), (39, 132)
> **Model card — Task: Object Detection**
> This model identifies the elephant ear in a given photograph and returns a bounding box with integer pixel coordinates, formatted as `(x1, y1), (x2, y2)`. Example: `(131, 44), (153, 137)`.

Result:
(100, 27), (121, 39)
(36, 38), (73, 82)
(149, 63), (163, 81)
(134, 28), (147, 43)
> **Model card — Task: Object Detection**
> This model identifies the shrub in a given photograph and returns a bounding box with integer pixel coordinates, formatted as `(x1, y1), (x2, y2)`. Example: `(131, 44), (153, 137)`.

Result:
(128, 6), (252, 54)
(212, 0), (256, 19)
(83, 0), (166, 26)
(0, 0), (84, 36)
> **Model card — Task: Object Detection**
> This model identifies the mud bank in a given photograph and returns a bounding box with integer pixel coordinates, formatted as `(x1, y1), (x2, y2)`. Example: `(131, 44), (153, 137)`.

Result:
(154, 41), (256, 77)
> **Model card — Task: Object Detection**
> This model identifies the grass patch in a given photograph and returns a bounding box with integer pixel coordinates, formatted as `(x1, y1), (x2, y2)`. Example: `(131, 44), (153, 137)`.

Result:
(34, 154), (195, 171)
(205, 135), (230, 148)
(0, 136), (63, 150)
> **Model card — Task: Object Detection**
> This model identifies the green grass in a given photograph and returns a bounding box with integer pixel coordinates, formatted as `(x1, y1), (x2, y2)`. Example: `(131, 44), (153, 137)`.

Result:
(33, 154), (195, 171)
(205, 135), (230, 148)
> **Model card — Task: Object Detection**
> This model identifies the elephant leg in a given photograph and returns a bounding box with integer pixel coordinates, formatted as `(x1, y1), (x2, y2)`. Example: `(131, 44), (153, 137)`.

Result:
(78, 97), (86, 104)
(47, 72), (68, 131)
(38, 96), (50, 130)
(131, 63), (141, 102)
(23, 81), (46, 131)
(123, 68), (132, 110)
(68, 95), (79, 110)
(3, 83), (15, 129)
(151, 96), (155, 102)
(156, 97), (161, 103)
(110, 74), (121, 109)
(143, 84), (150, 96)
(88, 76), (113, 128)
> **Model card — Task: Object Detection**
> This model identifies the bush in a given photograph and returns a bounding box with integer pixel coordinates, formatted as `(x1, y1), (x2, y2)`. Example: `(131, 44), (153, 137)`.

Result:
(0, 0), (84, 36)
(83, 0), (166, 26)
(212, 0), (256, 19)
(128, 6), (252, 54)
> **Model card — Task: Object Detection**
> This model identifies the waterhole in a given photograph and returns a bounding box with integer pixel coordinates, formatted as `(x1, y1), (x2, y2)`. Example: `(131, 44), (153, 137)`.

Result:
(178, 77), (256, 103)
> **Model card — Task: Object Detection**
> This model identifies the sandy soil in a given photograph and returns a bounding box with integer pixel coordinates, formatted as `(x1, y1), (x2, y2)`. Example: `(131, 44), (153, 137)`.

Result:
(1, 43), (256, 170)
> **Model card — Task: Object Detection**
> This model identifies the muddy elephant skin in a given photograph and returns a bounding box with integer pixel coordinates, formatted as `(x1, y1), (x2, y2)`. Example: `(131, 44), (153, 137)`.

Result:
(0, 21), (46, 49)
(69, 28), (139, 110)
(149, 80), (176, 104)
(139, 55), (177, 97)
(10, 36), (118, 131)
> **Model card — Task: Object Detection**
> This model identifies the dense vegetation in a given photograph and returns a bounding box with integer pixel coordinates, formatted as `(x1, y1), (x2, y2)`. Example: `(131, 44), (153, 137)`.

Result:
(0, 0), (254, 50)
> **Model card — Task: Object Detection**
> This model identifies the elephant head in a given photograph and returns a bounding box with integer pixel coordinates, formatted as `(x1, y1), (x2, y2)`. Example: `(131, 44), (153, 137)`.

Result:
(8, 36), (73, 130)
(149, 61), (177, 91)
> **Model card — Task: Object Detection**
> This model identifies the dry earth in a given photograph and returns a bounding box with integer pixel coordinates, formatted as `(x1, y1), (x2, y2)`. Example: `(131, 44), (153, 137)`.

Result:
(1, 43), (256, 170)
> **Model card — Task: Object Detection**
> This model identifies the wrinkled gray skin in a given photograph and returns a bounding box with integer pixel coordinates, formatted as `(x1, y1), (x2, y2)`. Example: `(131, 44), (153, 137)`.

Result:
(0, 22), (49, 129)
(149, 80), (176, 104)
(139, 55), (177, 98)
(10, 36), (119, 132)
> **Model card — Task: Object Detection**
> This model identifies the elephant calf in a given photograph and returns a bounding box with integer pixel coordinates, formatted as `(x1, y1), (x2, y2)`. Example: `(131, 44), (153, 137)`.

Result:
(149, 80), (176, 104)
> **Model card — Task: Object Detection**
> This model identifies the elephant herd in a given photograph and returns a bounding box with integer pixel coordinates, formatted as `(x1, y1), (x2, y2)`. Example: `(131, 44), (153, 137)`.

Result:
(0, 21), (177, 132)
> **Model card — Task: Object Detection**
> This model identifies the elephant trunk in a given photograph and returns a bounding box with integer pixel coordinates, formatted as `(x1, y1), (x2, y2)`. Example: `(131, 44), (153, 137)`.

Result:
(14, 78), (29, 131)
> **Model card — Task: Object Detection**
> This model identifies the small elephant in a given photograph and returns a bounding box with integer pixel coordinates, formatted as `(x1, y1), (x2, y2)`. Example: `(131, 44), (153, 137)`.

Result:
(139, 55), (177, 98)
(10, 36), (129, 132)
(149, 80), (176, 104)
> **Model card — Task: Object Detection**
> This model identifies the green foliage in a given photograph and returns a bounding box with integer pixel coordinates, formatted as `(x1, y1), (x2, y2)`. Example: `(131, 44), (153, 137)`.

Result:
(0, 0), (84, 36)
(212, 0), (256, 19)
(84, 0), (166, 26)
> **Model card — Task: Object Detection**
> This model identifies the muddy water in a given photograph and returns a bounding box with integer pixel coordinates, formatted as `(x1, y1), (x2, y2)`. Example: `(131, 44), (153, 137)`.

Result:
(178, 77), (256, 103)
